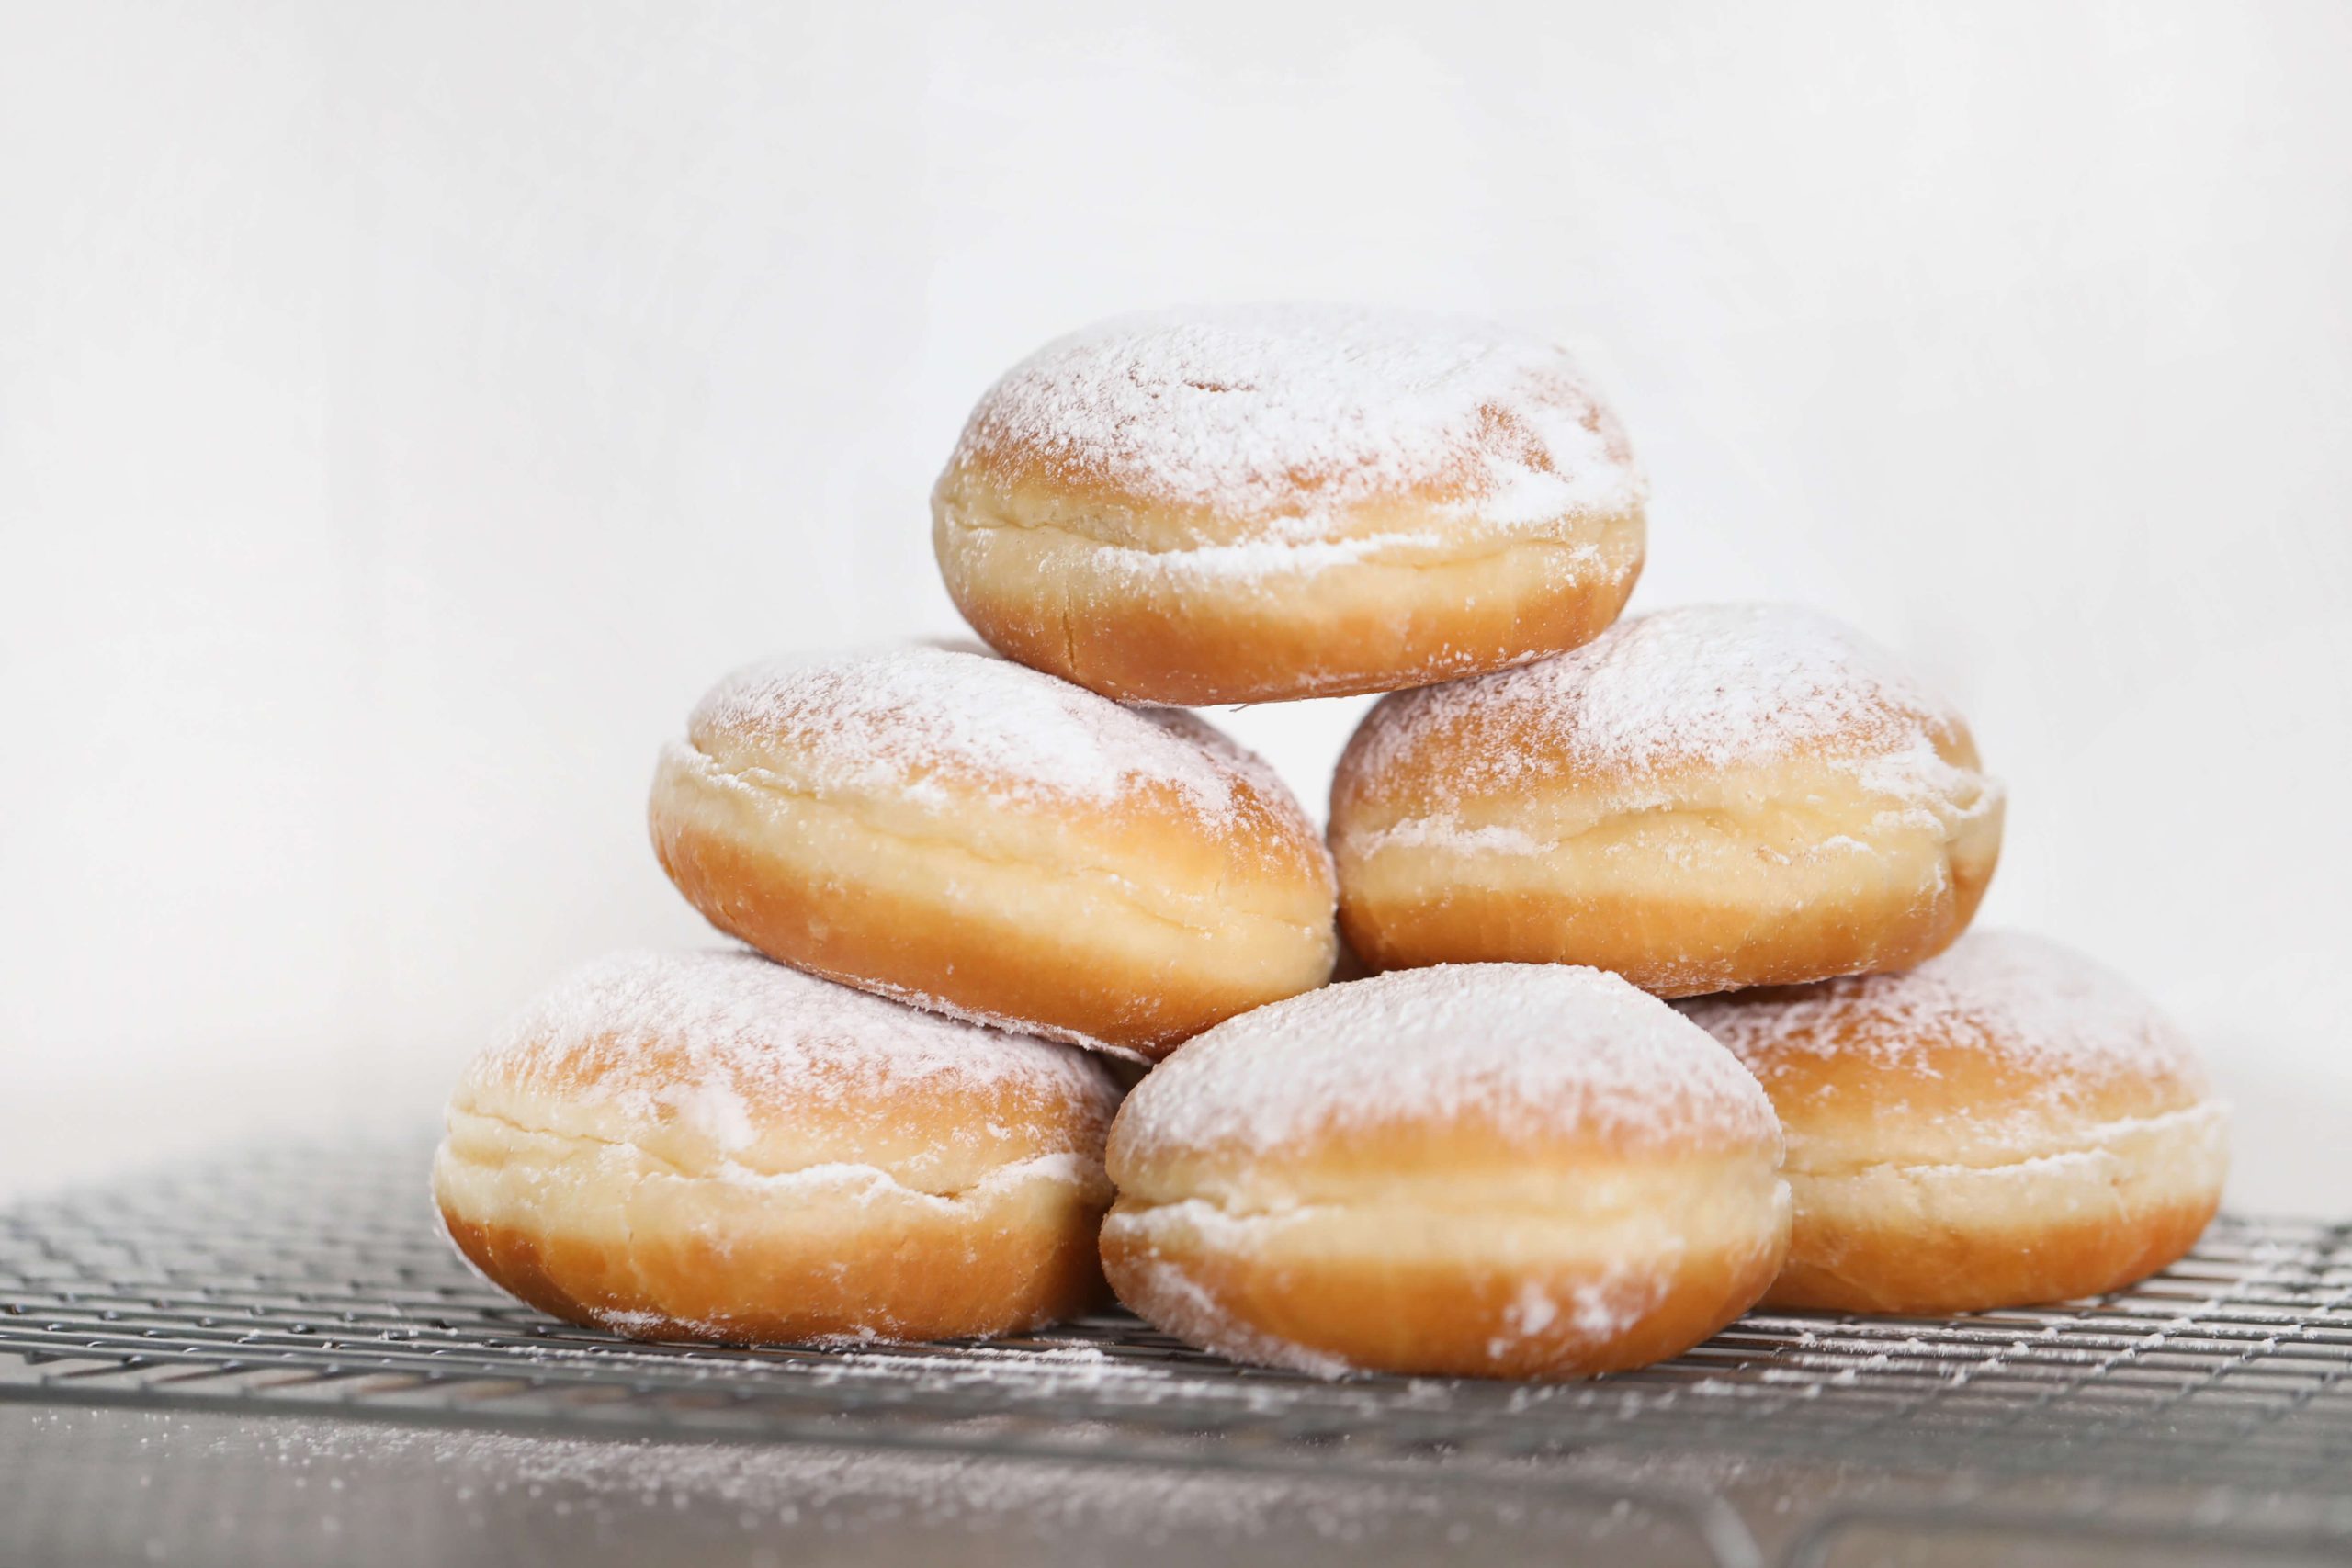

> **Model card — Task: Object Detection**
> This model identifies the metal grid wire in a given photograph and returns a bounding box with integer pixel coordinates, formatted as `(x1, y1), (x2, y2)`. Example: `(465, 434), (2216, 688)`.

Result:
(7, 1139), (2352, 1511)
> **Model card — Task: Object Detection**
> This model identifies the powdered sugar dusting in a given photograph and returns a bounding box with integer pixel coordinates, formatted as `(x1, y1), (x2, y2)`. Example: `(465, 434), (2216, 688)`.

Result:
(1349, 604), (1988, 802)
(1117, 964), (1779, 1158)
(688, 644), (1290, 827)
(949, 304), (1644, 537)
(1486, 1265), (1675, 1363)
(1127, 1247), (1356, 1380)
(161, 1411), (1680, 1555)
(1678, 930), (2206, 1093)
(469, 949), (1121, 1151)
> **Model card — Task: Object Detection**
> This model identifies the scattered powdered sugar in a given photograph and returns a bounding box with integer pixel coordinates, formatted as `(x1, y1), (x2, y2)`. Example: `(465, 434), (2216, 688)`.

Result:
(1116, 964), (1779, 1158)
(1503, 1280), (1562, 1339)
(1485, 1264), (1677, 1364)
(688, 643), (1294, 826)
(947, 304), (1645, 537)
(6, 1404), (2050, 1559)
(1677, 930), (2207, 1092)
(1125, 1247), (1359, 1380)
(123, 1411), (1689, 1557)
(1348, 604), (1988, 802)
(470, 949), (1119, 1151)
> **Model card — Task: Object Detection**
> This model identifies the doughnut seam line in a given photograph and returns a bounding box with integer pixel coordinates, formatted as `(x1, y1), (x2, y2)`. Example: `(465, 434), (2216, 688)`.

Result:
(676, 747), (1334, 946)
(445, 1108), (1104, 1203)
(1338, 777), (1988, 859)
(1784, 1101), (2230, 1183)
(942, 496), (1620, 574)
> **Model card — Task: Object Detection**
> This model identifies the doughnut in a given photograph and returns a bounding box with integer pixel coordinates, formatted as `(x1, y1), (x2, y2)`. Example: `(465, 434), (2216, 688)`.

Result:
(433, 949), (1125, 1342)
(1679, 931), (2228, 1314)
(1100, 964), (1790, 1379)
(1329, 604), (2004, 996)
(650, 645), (1336, 1058)
(933, 304), (1646, 705)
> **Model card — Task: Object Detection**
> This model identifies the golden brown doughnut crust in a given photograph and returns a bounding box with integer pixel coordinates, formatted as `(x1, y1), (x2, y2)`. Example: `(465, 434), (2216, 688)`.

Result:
(934, 477), (1644, 705)
(432, 951), (1125, 1343)
(1679, 931), (2228, 1314)
(933, 306), (1647, 705)
(440, 1176), (1110, 1343)
(1098, 965), (1791, 1378)
(1100, 1159), (1788, 1379)
(1330, 605), (2005, 996)
(1756, 1139), (2222, 1314)
(650, 648), (1337, 1056)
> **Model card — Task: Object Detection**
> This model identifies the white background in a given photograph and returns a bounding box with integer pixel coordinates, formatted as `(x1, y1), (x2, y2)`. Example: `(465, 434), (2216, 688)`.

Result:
(4, 2), (2346, 1207)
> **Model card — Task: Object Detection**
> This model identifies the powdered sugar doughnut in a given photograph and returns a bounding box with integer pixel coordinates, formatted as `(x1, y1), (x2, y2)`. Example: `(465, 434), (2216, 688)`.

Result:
(433, 950), (1125, 1342)
(1330, 604), (2005, 996)
(933, 305), (1646, 704)
(650, 646), (1337, 1057)
(1101, 965), (1789, 1379)
(1679, 931), (2226, 1313)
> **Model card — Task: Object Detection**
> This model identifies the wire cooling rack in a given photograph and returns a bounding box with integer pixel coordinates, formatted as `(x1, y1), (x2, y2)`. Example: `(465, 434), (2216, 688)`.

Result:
(6, 1141), (2352, 1564)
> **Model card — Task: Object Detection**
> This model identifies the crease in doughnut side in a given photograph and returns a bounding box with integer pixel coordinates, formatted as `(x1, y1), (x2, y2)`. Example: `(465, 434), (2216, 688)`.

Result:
(1105, 1193), (1717, 1240)
(1101, 1177), (1789, 1380)
(1783, 1100), (2230, 1184)
(1338, 796), (1951, 863)
(939, 490), (1622, 581)
(1102, 1133), (1792, 1267)
(1103, 1170), (1788, 1239)
(434, 1126), (1112, 1345)
(1331, 792), (1986, 953)
(1765, 1106), (2226, 1312)
(668, 740), (1336, 948)
(1337, 751), (2001, 859)
(936, 473), (1645, 701)
(441, 1106), (1111, 1207)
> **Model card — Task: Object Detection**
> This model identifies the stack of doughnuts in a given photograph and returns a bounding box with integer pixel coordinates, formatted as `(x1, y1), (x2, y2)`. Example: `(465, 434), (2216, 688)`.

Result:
(435, 303), (2225, 1377)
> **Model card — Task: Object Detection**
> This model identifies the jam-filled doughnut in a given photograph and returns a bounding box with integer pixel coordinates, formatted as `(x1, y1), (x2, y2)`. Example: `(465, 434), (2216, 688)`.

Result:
(1679, 930), (2227, 1313)
(1330, 604), (2003, 995)
(1100, 964), (1789, 1378)
(434, 949), (1125, 1342)
(650, 645), (1337, 1057)
(933, 304), (1646, 705)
